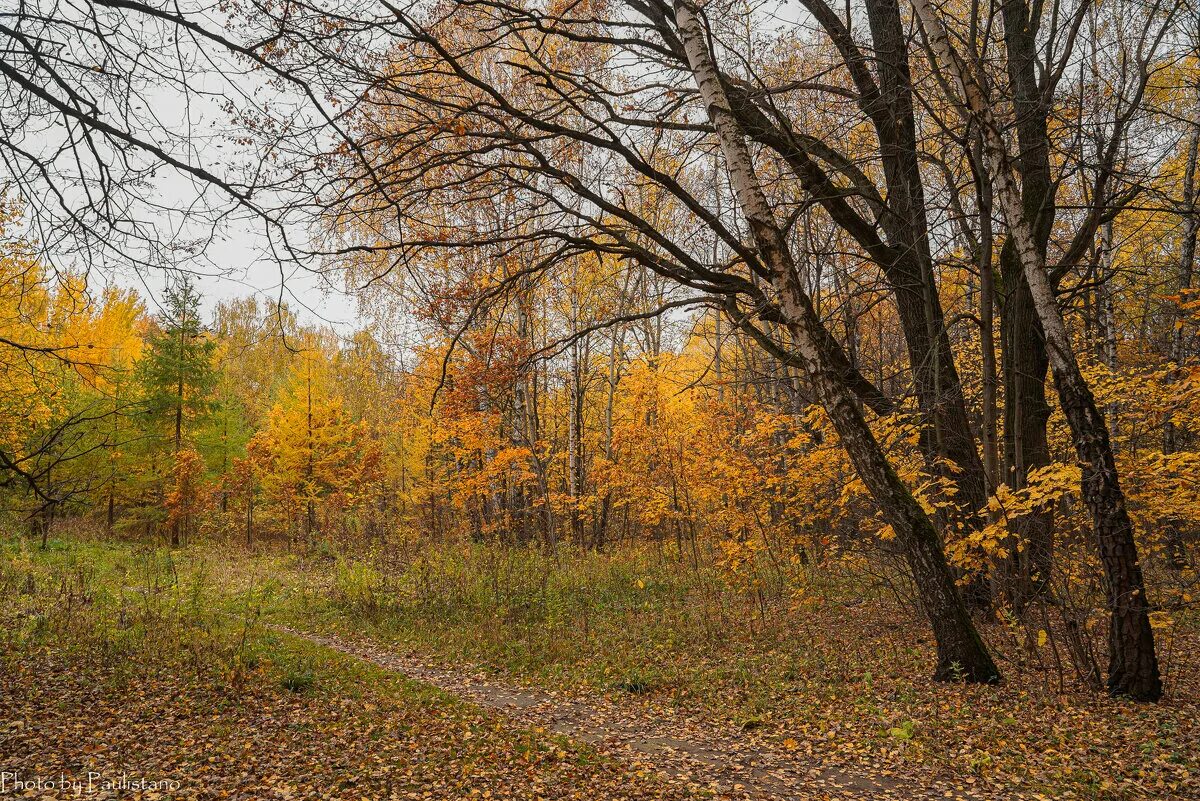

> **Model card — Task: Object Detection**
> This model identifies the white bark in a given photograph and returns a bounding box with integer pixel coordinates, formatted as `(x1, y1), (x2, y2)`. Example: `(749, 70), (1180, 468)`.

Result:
(909, 0), (1160, 699)
(673, 0), (997, 681)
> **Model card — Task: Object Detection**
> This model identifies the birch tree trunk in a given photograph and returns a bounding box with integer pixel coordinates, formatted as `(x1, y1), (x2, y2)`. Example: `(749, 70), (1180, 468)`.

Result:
(674, 0), (999, 682)
(1096, 222), (1120, 435)
(911, 0), (1161, 700)
(995, 0), (1055, 611)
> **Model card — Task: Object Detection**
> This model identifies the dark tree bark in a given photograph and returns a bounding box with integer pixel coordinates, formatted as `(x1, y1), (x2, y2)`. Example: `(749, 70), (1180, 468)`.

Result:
(1053, 376), (1161, 699)
(1164, 88), (1199, 569)
(862, 0), (992, 609)
(912, 0), (1162, 700)
(994, 0), (1056, 610)
(675, 0), (999, 682)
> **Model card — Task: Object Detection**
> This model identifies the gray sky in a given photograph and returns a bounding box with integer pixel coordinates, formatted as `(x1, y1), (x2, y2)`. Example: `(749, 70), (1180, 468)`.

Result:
(124, 224), (360, 334)
(7, 2), (365, 336)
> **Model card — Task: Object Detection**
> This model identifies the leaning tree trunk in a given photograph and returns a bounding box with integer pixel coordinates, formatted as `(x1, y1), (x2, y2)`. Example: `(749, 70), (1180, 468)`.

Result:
(861, 0), (992, 611)
(911, 0), (1161, 700)
(674, 0), (999, 682)
(729, 0), (993, 610)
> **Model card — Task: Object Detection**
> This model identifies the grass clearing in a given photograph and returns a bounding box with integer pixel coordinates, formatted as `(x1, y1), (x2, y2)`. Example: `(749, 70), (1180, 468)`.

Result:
(5, 534), (1197, 799)
(0, 535), (690, 800)
(195, 539), (1200, 800)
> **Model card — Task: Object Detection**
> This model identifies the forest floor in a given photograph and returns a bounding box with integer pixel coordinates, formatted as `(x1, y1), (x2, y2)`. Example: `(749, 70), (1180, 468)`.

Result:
(1, 538), (692, 801)
(265, 622), (929, 799)
(2, 536), (1198, 800)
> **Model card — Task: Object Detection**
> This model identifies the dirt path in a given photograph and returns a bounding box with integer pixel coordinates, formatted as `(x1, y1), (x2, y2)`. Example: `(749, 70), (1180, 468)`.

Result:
(267, 623), (996, 800)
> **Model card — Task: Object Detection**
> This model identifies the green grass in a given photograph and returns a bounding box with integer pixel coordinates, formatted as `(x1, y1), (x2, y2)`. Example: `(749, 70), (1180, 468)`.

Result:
(0, 534), (449, 704)
(186, 536), (1200, 801)
(6, 533), (1199, 800)
(0, 534), (666, 801)
(207, 539), (878, 704)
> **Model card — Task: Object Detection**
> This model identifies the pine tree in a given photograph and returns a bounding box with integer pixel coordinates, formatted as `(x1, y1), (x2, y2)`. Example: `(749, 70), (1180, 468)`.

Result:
(137, 276), (217, 546)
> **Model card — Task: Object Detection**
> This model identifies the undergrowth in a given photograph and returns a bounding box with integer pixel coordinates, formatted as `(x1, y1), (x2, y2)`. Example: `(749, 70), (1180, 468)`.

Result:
(202, 536), (1200, 800)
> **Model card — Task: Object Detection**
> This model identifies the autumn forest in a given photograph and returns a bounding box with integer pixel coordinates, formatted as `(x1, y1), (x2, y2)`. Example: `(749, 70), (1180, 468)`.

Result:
(1, 0), (1199, 798)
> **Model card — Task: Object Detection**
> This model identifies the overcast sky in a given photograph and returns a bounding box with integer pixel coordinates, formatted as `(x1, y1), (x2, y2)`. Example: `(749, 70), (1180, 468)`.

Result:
(122, 56), (363, 333)
(3, 1), (365, 336)
(123, 219), (360, 334)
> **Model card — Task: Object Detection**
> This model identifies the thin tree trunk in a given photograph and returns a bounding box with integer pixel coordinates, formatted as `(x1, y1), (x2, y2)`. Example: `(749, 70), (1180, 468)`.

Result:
(172, 321), (184, 548)
(973, 131), (999, 497)
(1164, 94), (1199, 569)
(246, 483), (254, 548)
(991, 0), (1057, 611)
(306, 359), (316, 544)
(1096, 222), (1120, 433)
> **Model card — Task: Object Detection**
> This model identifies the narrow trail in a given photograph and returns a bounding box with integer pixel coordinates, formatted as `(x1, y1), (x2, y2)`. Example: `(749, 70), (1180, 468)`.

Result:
(266, 623), (994, 801)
